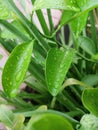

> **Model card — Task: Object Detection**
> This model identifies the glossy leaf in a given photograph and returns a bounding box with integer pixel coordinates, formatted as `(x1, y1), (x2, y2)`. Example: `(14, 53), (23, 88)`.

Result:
(70, 0), (88, 36)
(60, 10), (88, 37)
(82, 88), (98, 117)
(82, 0), (98, 12)
(2, 41), (34, 98)
(78, 36), (96, 56)
(46, 47), (75, 96)
(25, 112), (74, 130)
(60, 0), (98, 30)
(70, 13), (88, 36)
(60, 10), (75, 26)
(33, 0), (80, 12)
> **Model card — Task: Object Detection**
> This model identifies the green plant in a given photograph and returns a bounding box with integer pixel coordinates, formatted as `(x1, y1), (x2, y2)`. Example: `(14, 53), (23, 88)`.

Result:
(76, 114), (98, 130)
(2, 41), (34, 98)
(0, 0), (98, 130)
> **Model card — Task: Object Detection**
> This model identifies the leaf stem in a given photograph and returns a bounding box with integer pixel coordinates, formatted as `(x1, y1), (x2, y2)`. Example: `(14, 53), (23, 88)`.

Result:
(50, 96), (56, 109)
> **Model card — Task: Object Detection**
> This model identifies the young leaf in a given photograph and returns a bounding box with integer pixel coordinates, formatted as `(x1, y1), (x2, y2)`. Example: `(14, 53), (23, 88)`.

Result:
(82, 88), (98, 117)
(25, 112), (74, 130)
(2, 40), (34, 98)
(33, 0), (80, 12)
(45, 47), (75, 96)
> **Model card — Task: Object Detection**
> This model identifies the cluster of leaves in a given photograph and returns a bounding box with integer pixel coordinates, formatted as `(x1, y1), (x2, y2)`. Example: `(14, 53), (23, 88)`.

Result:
(0, 0), (98, 129)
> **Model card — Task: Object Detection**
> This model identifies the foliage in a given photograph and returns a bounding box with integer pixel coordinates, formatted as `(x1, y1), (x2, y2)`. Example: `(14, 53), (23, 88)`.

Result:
(0, 0), (98, 129)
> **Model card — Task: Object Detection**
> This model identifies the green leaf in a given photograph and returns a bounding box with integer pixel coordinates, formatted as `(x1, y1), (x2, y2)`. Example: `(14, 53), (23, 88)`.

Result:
(0, 105), (25, 129)
(0, 105), (14, 127)
(59, 0), (98, 30)
(92, 53), (98, 60)
(82, 74), (98, 86)
(12, 114), (25, 130)
(0, 0), (13, 19)
(45, 47), (75, 96)
(60, 10), (75, 26)
(2, 40), (34, 98)
(82, 0), (98, 12)
(33, 43), (46, 66)
(70, 13), (88, 36)
(70, 0), (88, 36)
(0, 20), (30, 40)
(33, 0), (80, 12)
(6, 0), (50, 52)
(76, 0), (88, 8)
(25, 112), (74, 130)
(78, 36), (96, 56)
(82, 88), (98, 117)
(0, 20), (29, 41)
(77, 114), (98, 130)
(62, 78), (91, 91)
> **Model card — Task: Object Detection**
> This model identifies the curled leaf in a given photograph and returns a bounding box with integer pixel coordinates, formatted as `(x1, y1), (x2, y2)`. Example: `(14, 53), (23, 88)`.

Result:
(82, 88), (98, 117)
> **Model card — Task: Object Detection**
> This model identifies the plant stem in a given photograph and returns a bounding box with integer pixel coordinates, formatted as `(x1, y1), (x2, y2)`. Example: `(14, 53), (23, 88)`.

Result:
(50, 96), (56, 109)
(89, 10), (97, 51)
(47, 9), (54, 33)
(72, 64), (82, 79)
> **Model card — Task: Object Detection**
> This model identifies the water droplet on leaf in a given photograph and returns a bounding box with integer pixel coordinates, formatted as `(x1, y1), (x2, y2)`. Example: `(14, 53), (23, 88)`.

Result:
(16, 72), (21, 82)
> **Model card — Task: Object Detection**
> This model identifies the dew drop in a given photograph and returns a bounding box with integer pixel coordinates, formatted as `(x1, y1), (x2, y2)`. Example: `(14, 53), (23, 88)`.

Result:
(54, 82), (59, 89)
(52, 88), (58, 96)
(5, 77), (9, 81)
(9, 82), (12, 86)
(60, 64), (63, 69)
(10, 88), (17, 97)
(16, 72), (21, 82)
